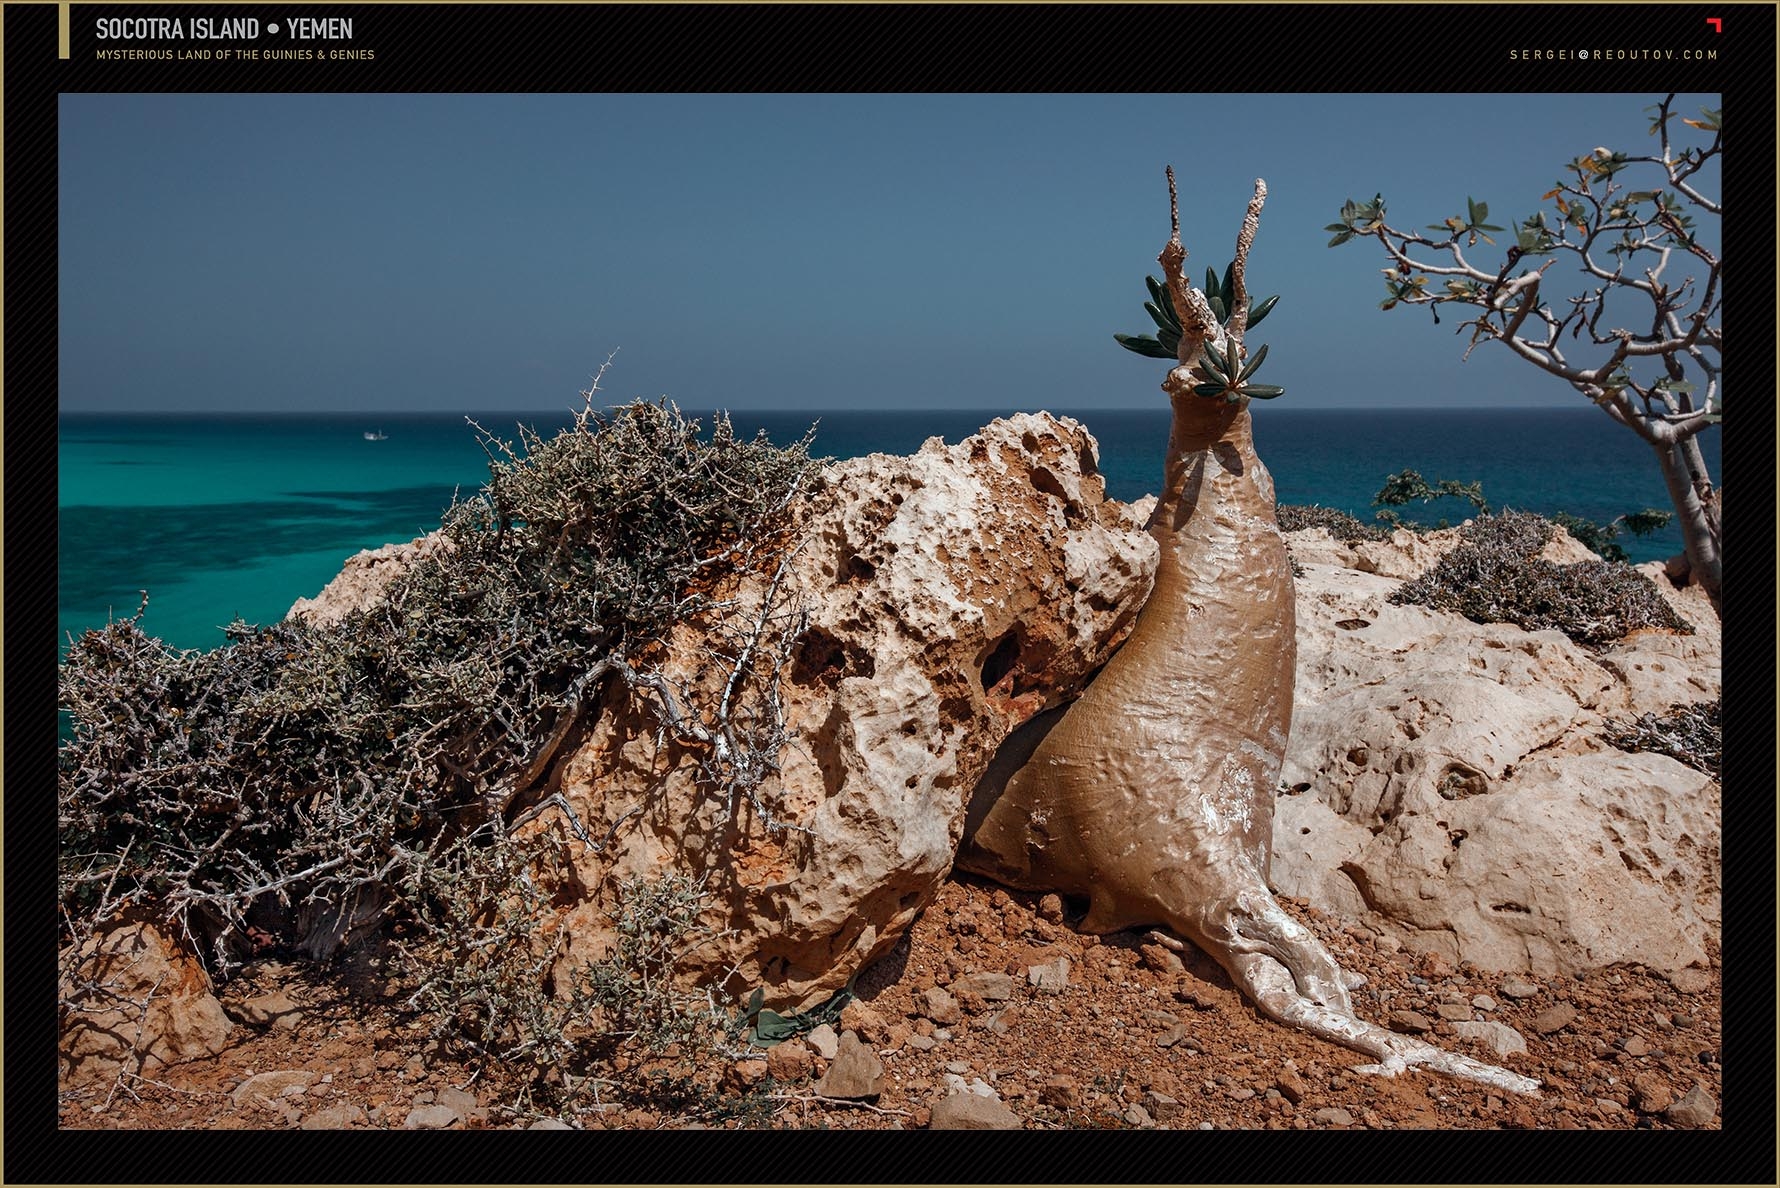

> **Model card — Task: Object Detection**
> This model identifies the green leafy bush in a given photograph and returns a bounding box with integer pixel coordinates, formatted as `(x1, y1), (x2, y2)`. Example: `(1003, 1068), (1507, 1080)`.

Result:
(1550, 508), (1674, 563)
(1372, 469), (1488, 528)
(1390, 510), (1691, 647)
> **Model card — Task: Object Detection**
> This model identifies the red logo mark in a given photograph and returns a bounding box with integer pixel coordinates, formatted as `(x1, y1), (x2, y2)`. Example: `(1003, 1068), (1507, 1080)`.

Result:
(1705, 17), (1721, 31)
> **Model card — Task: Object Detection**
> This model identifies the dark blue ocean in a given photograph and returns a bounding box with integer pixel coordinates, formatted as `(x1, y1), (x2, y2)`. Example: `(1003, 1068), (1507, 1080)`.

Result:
(59, 408), (1719, 653)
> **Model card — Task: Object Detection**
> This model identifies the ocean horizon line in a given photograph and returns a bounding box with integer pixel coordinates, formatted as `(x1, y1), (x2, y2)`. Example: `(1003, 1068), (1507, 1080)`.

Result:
(60, 404), (1620, 419)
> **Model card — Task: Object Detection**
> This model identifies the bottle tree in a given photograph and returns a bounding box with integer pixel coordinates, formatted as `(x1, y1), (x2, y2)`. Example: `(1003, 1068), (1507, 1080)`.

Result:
(963, 170), (1536, 1094)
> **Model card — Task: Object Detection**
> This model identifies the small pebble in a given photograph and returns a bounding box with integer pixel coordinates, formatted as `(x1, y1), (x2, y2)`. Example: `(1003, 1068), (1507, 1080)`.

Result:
(1665, 1084), (1717, 1128)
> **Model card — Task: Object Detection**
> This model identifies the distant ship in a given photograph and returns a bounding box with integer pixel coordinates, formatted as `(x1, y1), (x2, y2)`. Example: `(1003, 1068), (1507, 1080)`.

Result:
(363, 430), (388, 441)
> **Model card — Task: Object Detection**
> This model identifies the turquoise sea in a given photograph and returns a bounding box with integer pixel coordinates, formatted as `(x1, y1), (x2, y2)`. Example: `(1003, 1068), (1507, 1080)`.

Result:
(59, 407), (1720, 653)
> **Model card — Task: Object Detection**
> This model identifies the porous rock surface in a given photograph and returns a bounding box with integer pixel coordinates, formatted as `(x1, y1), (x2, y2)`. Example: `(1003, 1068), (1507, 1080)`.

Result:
(1272, 531), (1720, 978)
(288, 533), (454, 627)
(538, 413), (1157, 1008)
(278, 417), (1719, 1011)
(60, 917), (234, 1086)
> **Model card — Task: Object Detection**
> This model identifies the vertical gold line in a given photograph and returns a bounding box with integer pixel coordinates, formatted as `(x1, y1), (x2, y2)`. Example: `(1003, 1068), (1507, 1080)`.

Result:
(60, 1), (72, 59)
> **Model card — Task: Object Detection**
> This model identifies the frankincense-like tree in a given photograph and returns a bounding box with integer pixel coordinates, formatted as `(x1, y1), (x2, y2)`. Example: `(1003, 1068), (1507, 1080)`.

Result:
(1327, 93), (1721, 609)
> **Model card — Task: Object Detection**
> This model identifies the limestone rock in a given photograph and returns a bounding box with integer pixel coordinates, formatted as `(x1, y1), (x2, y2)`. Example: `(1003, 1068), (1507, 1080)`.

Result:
(287, 532), (453, 627)
(1664, 967), (1713, 995)
(1146, 1090), (1182, 1122)
(59, 918), (234, 1088)
(300, 1103), (368, 1129)
(1284, 525), (1465, 579)
(951, 971), (1015, 1001)
(1629, 1074), (1673, 1113)
(1664, 1084), (1717, 1128)
(1272, 532), (1720, 979)
(437, 1087), (483, 1120)
(290, 414), (1153, 1015)
(232, 1069), (316, 1106)
(404, 1103), (462, 1130)
(930, 1091), (1023, 1130)
(915, 986), (963, 1025)
(725, 1058), (769, 1091)
(524, 413), (1156, 1011)
(1039, 1075), (1078, 1109)
(813, 1032), (884, 1100)
(764, 1038), (813, 1082)
(805, 1023), (839, 1060)
(1025, 957), (1070, 994)
(838, 1001), (891, 1045)
(1451, 1020), (1528, 1059)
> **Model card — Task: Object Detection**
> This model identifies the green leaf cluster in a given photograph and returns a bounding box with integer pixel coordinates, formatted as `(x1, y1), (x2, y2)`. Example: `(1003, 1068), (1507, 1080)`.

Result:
(1646, 102), (1722, 137)
(1113, 267), (1279, 361)
(1325, 194), (1386, 247)
(1372, 469), (1489, 515)
(1379, 272), (1430, 312)
(1426, 197), (1504, 247)
(1514, 213), (1556, 255)
(1192, 337), (1284, 402)
(1550, 507), (1674, 562)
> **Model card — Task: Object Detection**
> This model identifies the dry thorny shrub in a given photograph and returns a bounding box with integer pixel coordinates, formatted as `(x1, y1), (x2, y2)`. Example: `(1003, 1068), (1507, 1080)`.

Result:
(396, 832), (742, 1110)
(1390, 510), (1691, 648)
(59, 395), (818, 1103)
(1277, 504), (1389, 543)
(1603, 699), (1720, 781)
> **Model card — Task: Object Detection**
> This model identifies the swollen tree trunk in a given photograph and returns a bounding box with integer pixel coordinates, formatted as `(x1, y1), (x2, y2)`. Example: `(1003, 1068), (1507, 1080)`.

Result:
(960, 175), (1537, 1095)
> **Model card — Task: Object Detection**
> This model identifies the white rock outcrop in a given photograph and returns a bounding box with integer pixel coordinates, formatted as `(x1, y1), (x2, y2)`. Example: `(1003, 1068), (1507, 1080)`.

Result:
(1272, 532), (1719, 977)
(60, 918), (234, 1086)
(279, 416), (1719, 1004)
(535, 414), (1158, 1007)
(289, 533), (454, 627)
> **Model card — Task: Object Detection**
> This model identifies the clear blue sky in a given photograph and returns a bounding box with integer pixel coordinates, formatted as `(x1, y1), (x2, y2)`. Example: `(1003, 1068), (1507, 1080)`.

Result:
(58, 93), (1720, 413)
